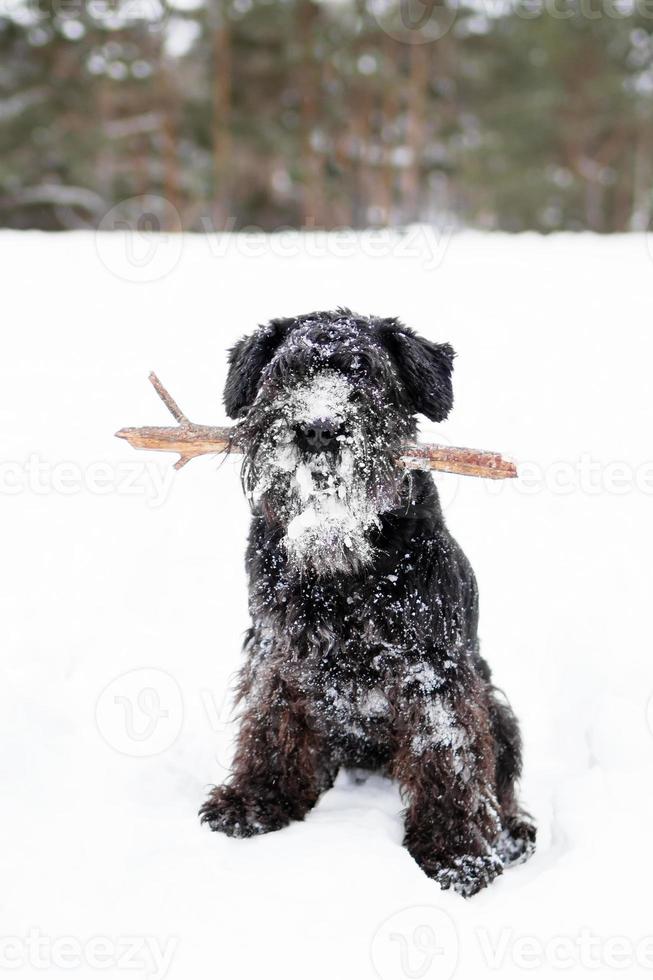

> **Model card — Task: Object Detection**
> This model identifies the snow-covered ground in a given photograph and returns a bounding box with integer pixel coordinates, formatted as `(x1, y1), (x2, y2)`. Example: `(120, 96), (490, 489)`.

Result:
(3, 228), (653, 980)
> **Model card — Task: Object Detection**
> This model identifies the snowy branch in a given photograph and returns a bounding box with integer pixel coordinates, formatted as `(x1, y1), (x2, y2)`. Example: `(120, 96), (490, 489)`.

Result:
(1, 184), (105, 214)
(0, 88), (47, 121)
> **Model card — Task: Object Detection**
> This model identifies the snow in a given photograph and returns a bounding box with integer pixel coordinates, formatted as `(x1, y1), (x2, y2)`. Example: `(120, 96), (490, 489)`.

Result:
(285, 444), (378, 552)
(250, 367), (384, 572)
(3, 229), (653, 979)
(285, 368), (352, 424)
(410, 700), (466, 757)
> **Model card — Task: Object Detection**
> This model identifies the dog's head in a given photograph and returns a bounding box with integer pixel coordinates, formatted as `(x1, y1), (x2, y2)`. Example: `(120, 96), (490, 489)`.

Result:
(225, 309), (454, 576)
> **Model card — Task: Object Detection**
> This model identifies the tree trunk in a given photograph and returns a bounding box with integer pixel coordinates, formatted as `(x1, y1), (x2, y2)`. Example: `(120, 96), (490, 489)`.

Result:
(402, 44), (429, 224)
(212, 0), (233, 229)
(379, 34), (400, 225)
(630, 112), (652, 231)
(160, 54), (181, 229)
(297, 0), (321, 226)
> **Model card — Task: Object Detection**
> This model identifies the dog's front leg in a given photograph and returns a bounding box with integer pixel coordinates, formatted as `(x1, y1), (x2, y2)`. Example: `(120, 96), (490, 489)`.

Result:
(200, 676), (332, 838)
(392, 684), (504, 897)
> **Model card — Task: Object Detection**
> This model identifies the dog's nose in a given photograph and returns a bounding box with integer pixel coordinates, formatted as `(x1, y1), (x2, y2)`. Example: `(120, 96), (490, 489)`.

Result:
(299, 420), (337, 451)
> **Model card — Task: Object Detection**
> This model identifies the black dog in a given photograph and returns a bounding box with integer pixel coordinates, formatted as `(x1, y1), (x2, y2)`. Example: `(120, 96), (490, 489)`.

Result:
(200, 308), (535, 896)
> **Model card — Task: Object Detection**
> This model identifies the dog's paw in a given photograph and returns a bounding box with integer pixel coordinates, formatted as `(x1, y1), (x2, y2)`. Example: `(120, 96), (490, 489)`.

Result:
(199, 785), (292, 838)
(495, 817), (537, 867)
(425, 853), (504, 898)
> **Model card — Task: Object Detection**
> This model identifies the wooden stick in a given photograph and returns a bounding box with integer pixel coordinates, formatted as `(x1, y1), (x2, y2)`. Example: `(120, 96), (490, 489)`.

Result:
(115, 373), (518, 480)
(147, 371), (188, 424)
(400, 444), (517, 479)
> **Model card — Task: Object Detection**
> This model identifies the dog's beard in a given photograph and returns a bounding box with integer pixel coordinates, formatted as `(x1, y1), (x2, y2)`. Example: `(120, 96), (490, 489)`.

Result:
(249, 434), (394, 576)
(283, 445), (384, 575)
(240, 372), (402, 576)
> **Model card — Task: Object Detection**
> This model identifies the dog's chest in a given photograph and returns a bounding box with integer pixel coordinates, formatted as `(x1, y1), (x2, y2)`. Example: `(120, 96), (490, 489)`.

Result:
(294, 642), (397, 747)
(263, 555), (440, 652)
(284, 583), (448, 735)
(250, 527), (465, 744)
(291, 637), (450, 761)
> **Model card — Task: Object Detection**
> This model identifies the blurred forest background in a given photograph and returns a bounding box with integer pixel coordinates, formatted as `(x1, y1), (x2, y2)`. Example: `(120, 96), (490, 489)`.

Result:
(2, 0), (653, 232)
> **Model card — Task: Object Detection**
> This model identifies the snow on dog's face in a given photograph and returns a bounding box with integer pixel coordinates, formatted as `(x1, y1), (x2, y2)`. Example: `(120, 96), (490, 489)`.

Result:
(240, 367), (395, 575)
(224, 309), (455, 577)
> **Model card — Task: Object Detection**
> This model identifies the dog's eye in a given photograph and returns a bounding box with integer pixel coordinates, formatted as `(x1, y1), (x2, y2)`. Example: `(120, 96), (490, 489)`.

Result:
(349, 390), (364, 405)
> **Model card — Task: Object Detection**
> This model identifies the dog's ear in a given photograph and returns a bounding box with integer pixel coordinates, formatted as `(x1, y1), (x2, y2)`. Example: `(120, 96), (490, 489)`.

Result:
(223, 319), (291, 418)
(377, 319), (455, 422)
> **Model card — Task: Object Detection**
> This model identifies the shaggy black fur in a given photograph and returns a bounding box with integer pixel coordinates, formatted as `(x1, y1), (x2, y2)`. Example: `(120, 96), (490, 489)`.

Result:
(200, 308), (535, 897)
